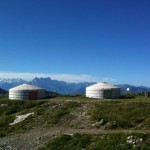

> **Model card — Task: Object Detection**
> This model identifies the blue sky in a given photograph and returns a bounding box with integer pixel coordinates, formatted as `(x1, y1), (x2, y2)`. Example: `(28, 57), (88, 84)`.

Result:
(0, 0), (150, 86)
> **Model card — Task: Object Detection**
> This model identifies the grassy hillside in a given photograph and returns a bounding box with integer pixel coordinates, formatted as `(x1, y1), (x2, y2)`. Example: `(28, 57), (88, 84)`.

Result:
(41, 133), (150, 150)
(0, 97), (79, 137)
(0, 95), (150, 149)
(90, 101), (150, 129)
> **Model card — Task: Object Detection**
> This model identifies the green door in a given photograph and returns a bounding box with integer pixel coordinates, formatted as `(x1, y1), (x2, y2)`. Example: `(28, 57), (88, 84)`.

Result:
(104, 90), (112, 99)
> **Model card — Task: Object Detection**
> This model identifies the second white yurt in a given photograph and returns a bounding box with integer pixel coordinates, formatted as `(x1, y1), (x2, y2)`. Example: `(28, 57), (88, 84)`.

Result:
(86, 82), (120, 99)
(9, 83), (45, 100)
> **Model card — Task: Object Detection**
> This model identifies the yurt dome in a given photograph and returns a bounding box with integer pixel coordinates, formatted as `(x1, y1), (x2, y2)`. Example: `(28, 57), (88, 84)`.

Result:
(86, 82), (120, 99)
(9, 83), (45, 100)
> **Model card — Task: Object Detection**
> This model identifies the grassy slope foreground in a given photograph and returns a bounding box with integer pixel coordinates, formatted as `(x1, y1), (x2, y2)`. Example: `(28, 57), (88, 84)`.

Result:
(0, 95), (150, 149)
(41, 133), (150, 150)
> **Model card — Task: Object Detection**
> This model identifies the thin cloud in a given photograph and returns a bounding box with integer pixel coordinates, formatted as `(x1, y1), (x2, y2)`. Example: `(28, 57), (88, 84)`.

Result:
(0, 72), (97, 83)
(102, 77), (116, 82)
(0, 72), (116, 83)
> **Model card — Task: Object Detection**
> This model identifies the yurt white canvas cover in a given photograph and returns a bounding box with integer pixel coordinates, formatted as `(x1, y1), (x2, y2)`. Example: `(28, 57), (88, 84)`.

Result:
(86, 82), (120, 99)
(9, 84), (45, 100)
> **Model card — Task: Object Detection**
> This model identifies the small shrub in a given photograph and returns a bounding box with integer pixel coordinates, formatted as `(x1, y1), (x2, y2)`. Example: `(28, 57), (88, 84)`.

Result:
(74, 134), (91, 148)
(5, 105), (19, 115)
(47, 135), (71, 150)
(0, 131), (6, 137)
(45, 134), (91, 150)
(48, 107), (69, 124)
(90, 101), (150, 129)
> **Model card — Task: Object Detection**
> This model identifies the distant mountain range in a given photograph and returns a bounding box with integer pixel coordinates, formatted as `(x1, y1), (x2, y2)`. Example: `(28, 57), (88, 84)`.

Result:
(0, 78), (93, 94)
(117, 84), (150, 94)
(0, 78), (150, 94)
(0, 78), (26, 92)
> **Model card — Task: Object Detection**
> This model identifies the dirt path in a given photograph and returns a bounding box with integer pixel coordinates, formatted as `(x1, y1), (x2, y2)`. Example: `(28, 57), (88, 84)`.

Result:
(1, 101), (150, 150)
(0, 126), (150, 150)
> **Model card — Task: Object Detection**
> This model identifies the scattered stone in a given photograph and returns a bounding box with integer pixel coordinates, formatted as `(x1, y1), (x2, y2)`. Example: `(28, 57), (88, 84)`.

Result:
(99, 119), (104, 125)
(6, 146), (12, 149)
(91, 119), (104, 127)
(126, 135), (142, 145)
(9, 112), (34, 126)
(112, 121), (116, 125)
(66, 100), (73, 102)
(1, 104), (8, 107)
(91, 123), (96, 127)
(37, 137), (42, 140)
(65, 133), (73, 136)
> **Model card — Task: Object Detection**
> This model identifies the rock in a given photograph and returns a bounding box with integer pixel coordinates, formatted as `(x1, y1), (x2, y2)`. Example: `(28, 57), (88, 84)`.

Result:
(126, 135), (143, 144)
(91, 119), (104, 127)
(112, 121), (116, 125)
(91, 123), (96, 127)
(1, 104), (8, 107)
(37, 137), (41, 140)
(6, 146), (12, 149)
(65, 133), (73, 136)
(99, 119), (104, 125)
(9, 112), (34, 126)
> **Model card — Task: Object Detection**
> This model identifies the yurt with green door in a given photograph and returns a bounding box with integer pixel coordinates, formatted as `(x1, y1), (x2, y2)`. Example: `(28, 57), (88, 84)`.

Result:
(86, 82), (120, 99)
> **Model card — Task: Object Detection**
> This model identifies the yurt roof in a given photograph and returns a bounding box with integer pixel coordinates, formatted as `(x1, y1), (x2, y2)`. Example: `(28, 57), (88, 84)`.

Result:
(86, 82), (119, 90)
(9, 83), (44, 91)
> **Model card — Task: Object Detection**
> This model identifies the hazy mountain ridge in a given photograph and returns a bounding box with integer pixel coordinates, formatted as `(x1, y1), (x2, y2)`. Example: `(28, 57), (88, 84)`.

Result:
(117, 84), (150, 93)
(0, 77), (94, 94)
(0, 78), (26, 92)
(0, 78), (149, 94)
(30, 77), (94, 94)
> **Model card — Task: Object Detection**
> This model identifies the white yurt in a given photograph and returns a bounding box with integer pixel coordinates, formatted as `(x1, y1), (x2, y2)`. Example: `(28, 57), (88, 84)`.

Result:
(9, 83), (45, 100)
(86, 82), (120, 99)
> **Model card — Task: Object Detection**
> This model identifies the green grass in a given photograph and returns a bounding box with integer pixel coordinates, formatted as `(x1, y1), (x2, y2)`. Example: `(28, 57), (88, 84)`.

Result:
(40, 134), (91, 150)
(0, 98), (46, 137)
(89, 100), (150, 129)
(0, 97), (80, 137)
(34, 101), (80, 125)
(40, 133), (150, 150)
(0, 95), (150, 138)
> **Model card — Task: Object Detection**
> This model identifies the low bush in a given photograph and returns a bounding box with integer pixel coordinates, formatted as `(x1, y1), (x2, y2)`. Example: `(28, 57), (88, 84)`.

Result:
(42, 134), (91, 150)
(47, 135), (71, 150)
(90, 101), (150, 129)
(41, 133), (150, 150)
(46, 102), (80, 125)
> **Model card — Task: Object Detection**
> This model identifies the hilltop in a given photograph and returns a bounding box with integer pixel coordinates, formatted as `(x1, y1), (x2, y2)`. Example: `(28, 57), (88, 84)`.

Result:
(0, 95), (150, 149)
